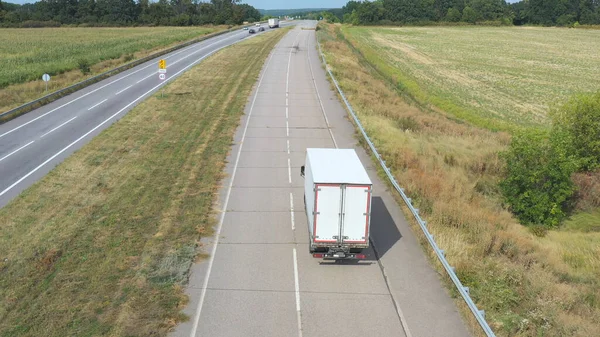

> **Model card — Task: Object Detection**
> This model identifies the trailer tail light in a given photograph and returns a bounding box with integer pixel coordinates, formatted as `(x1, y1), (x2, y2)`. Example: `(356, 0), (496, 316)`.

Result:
(312, 253), (324, 258)
(355, 254), (366, 259)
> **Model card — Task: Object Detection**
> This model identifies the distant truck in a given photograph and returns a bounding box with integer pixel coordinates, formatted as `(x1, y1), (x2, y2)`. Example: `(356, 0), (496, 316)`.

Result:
(301, 148), (372, 260)
(268, 18), (279, 28)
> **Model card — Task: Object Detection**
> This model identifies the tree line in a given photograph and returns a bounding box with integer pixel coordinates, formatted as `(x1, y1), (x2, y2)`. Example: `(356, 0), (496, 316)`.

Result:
(314, 0), (600, 26)
(0, 0), (262, 27)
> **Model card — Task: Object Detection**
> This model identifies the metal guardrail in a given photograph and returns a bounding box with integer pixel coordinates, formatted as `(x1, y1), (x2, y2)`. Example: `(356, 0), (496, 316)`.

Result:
(0, 24), (257, 123)
(315, 31), (496, 337)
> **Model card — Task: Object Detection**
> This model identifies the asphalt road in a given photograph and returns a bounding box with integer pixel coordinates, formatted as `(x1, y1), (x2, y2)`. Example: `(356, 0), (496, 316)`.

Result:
(0, 22), (291, 208)
(171, 22), (472, 337)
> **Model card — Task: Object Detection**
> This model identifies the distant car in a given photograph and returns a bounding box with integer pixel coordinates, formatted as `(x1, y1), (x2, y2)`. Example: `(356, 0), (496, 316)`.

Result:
(243, 27), (249, 30)
(258, 27), (265, 32)
(249, 28), (256, 34)
(255, 23), (261, 26)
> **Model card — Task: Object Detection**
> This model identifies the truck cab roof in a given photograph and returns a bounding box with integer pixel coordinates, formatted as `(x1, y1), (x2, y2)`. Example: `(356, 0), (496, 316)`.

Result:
(306, 148), (372, 185)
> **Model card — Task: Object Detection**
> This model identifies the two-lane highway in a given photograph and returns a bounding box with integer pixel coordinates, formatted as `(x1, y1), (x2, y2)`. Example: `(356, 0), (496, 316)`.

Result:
(171, 22), (472, 337)
(0, 23), (290, 208)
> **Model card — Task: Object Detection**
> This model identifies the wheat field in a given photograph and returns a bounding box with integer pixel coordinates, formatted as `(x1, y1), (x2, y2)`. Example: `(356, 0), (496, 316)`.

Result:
(345, 26), (600, 129)
(0, 26), (218, 88)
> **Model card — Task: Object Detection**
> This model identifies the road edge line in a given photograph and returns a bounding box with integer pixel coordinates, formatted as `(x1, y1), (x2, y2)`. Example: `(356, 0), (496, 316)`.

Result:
(188, 31), (281, 337)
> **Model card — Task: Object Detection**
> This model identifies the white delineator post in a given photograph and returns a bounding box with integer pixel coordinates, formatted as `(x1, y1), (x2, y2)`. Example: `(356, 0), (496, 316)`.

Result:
(42, 73), (50, 92)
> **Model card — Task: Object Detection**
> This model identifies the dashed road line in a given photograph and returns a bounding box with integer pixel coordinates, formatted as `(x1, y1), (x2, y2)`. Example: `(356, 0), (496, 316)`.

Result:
(0, 141), (34, 163)
(87, 99), (107, 111)
(40, 116), (78, 138)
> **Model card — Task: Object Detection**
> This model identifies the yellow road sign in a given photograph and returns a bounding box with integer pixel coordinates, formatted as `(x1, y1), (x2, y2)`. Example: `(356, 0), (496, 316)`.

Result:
(159, 59), (166, 69)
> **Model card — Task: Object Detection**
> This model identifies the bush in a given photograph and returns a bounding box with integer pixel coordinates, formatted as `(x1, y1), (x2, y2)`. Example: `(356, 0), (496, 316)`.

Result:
(462, 6), (480, 24)
(396, 116), (421, 132)
(20, 20), (61, 28)
(77, 59), (91, 75)
(551, 91), (600, 171)
(500, 131), (577, 227)
(446, 8), (462, 22)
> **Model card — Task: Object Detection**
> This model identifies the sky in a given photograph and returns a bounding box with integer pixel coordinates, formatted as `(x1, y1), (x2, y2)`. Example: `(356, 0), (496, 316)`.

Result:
(3, 0), (350, 8)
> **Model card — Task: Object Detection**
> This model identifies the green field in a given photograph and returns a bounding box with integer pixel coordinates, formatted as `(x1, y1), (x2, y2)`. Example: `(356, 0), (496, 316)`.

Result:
(0, 26), (220, 88)
(343, 26), (600, 129)
(0, 28), (287, 336)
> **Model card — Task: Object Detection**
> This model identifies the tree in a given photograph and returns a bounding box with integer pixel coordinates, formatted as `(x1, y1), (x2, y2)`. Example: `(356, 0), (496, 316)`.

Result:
(355, 0), (384, 24)
(342, 0), (362, 15)
(461, 5), (481, 22)
(0, 0), (5, 23)
(383, 0), (436, 22)
(468, 0), (506, 20)
(500, 131), (577, 227)
(446, 7), (462, 21)
(322, 10), (339, 22)
(239, 3), (260, 22)
(551, 92), (600, 171)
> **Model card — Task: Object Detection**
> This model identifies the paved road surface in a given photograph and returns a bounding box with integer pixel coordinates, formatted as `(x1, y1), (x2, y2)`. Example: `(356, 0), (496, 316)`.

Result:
(0, 23), (291, 208)
(171, 22), (472, 337)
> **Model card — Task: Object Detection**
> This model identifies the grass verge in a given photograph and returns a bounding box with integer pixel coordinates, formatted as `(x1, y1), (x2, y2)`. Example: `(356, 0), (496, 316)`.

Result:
(0, 28), (287, 336)
(317, 23), (600, 337)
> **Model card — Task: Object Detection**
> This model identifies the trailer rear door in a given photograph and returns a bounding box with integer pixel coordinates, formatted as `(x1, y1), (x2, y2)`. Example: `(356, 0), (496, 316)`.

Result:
(342, 185), (371, 244)
(313, 184), (341, 243)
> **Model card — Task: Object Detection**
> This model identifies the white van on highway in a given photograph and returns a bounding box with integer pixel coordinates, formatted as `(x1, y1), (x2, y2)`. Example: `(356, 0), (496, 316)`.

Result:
(301, 148), (372, 260)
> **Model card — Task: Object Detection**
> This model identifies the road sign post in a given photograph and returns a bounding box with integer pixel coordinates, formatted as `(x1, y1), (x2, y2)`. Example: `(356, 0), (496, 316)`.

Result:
(42, 73), (50, 92)
(158, 59), (167, 97)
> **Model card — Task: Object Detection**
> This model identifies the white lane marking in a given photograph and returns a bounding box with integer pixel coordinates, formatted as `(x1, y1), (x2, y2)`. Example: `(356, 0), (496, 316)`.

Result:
(0, 141), (34, 163)
(288, 158), (292, 184)
(286, 120), (289, 137)
(290, 192), (295, 230)
(87, 99), (107, 111)
(307, 27), (415, 337)
(285, 31), (301, 121)
(286, 106), (289, 119)
(287, 139), (290, 154)
(0, 31), (245, 140)
(293, 248), (303, 337)
(0, 38), (238, 200)
(40, 116), (78, 138)
(188, 37), (279, 337)
(115, 85), (133, 96)
(136, 72), (156, 83)
(306, 29), (338, 148)
(286, 32), (301, 97)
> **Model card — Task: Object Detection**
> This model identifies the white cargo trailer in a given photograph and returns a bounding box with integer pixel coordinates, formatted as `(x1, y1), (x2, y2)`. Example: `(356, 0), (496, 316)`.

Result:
(268, 18), (279, 28)
(300, 148), (372, 260)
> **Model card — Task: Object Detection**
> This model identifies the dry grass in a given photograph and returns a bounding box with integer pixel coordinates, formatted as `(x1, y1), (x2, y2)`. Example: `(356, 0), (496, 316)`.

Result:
(0, 28), (287, 336)
(318, 23), (600, 337)
(0, 26), (229, 114)
(344, 26), (600, 130)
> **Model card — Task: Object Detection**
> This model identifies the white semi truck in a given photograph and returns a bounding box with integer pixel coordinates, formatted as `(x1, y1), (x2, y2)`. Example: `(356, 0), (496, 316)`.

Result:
(301, 148), (373, 260)
(268, 18), (279, 28)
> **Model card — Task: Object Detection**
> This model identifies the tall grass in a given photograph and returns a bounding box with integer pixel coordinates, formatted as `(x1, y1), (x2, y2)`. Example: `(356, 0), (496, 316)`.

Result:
(318, 23), (600, 336)
(0, 28), (288, 336)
